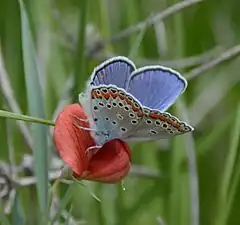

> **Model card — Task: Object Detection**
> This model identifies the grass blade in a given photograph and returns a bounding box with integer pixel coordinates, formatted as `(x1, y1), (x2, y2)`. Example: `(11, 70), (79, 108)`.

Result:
(73, 0), (88, 101)
(18, 0), (49, 215)
(215, 102), (240, 225)
(51, 184), (75, 224)
(12, 192), (25, 225)
(0, 110), (55, 126)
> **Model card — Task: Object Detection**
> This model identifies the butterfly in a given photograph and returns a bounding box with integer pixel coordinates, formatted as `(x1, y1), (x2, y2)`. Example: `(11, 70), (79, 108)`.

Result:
(78, 56), (194, 149)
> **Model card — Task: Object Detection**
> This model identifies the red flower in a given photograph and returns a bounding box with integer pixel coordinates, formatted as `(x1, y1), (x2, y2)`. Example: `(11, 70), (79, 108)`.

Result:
(53, 104), (131, 183)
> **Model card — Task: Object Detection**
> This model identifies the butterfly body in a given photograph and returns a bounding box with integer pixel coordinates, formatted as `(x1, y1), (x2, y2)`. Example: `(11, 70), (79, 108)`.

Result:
(79, 56), (194, 147)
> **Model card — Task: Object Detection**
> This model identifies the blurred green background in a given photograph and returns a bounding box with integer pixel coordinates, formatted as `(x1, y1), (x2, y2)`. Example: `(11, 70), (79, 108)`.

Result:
(0, 0), (240, 224)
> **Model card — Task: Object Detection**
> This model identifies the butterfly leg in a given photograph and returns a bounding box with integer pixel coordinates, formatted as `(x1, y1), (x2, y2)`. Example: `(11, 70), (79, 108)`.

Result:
(86, 145), (102, 153)
(71, 114), (89, 123)
(73, 122), (97, 132)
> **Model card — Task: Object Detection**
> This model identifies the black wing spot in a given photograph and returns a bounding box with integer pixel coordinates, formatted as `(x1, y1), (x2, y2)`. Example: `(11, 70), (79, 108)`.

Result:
(98, 102), (104, 107)
(129, 112), (135, 118)
(106, 103), (112, 109)
(120, 127), (128, 132)
(118, 102), (124, 107)
(124, 105), (130, 111)
(117, 114), (124, 120)
(162, 123), (168, 128)
(131, 119), (138, 125)
(101, 88), (108, 93)
(146, 119), (152, 124)
(150, 129), (157, 135)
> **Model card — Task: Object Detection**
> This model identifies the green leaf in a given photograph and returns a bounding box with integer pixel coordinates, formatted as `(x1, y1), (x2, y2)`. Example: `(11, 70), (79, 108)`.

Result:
(215, 102), (240, 225)
(12, 192), (25, 225)
(18, 0), (49, 215)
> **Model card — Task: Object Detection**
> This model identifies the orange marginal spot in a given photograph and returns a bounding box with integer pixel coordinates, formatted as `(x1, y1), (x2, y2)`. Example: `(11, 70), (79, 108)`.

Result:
(125, 98), (132, 105)
(131, 103), (140, 112)
(110, 91), (119, 99)
(150, 112), (160, 119)
(101, 91), (111, 99)
(95, 90), (102, 98)
(166, 118), (174, 125)
(173, 123), (181, 130)
(137, 110), (143, 117)
(158, 114), (167, 121)
(119, 94), (125, 100)
(91, 91), (97, 99)
(166, 119), (181, 130)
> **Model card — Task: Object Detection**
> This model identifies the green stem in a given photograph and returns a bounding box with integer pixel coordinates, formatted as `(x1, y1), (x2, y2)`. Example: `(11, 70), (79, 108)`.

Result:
(0, 110), (55, 126)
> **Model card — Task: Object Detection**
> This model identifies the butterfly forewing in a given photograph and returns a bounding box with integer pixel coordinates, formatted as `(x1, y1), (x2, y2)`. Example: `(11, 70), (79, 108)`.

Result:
(90, 85), (144, 144)
(125, 107), (193, 142)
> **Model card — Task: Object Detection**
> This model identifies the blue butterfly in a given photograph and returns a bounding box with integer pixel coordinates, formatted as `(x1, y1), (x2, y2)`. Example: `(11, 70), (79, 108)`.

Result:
(78, 56), (194, 150)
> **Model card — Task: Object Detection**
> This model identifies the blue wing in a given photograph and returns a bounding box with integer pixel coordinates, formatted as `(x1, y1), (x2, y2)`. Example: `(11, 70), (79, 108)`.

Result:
(126, 66), (187, 112)
(89, 56), (136, 89)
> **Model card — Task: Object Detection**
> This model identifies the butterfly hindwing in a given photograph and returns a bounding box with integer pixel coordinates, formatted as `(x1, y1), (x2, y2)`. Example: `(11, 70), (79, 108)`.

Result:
(125, 107), (194, 142)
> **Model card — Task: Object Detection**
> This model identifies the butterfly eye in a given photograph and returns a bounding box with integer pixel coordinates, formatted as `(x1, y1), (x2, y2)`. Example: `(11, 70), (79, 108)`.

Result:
(105, 117), (109, 121)
(112, 101), (117, 107)
(94, 118), (98, 122)
(112, 120), (117, 125)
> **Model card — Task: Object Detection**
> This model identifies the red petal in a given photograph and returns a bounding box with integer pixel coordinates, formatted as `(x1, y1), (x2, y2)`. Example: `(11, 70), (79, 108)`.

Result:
(82, 139), (131, 183)
(53, 104), (95, 176)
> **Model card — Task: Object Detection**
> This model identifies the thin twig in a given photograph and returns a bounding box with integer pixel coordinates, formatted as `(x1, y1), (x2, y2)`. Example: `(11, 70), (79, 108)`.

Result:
(0, 49), (33, 150)
(185, 44), (240, 79)
(137, 47), (221, 69)
(94, 0), (205, 51)
(130, 165), (162, 179)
